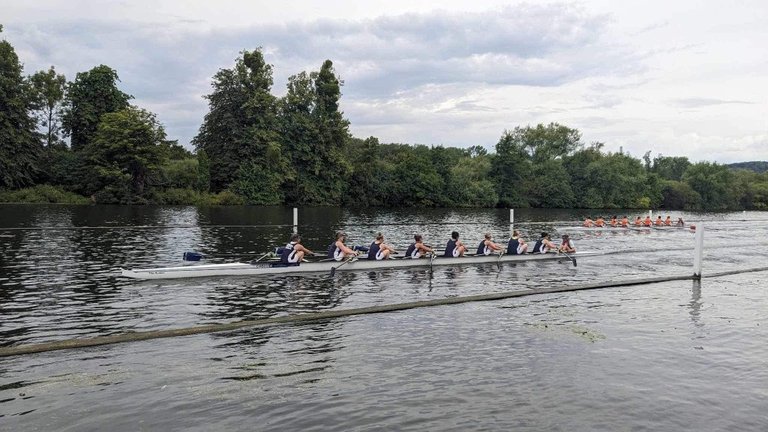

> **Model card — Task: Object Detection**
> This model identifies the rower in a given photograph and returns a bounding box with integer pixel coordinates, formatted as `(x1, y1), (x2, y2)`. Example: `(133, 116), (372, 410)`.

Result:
(595, 216), (606, 227)
(620, 216), (629, 227)
(404, 234), (433, 259)
(328, 231), (358, 261)
(532, 232), (557, 254)
(583, 217), (594, 227)
(643, 215), (652, 227)
(507, 230), (529, 255)
(281, 233), (313, 264)
(654, 216), (664, 226)
(558, 234), (576, 253)
(368, 232), (396, 260)
(444, 231), (467, 257)
(664, 215), (672, 226)
(476, 233), (503, 256)
(609, 216), (618, 227)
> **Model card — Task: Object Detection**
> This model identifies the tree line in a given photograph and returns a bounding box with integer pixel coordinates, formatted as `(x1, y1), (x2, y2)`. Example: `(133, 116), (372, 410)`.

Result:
(2, 25), (767, 210)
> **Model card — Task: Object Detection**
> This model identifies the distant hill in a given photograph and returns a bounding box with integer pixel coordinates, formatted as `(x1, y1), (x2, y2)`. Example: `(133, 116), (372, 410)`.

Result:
(726, 161), (768, 173)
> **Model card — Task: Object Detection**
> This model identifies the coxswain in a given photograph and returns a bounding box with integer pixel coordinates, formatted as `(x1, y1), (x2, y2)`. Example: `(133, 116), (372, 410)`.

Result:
(634, 216), (643, 226)
(583, 217), (594, 227)
(676, 217), (685, 227)
(476, 233), (504, 255)
(328, 231), (358, 261)
(558, 234), (576, 253)
(507, 230), (529, 255)
(444, 231), (467, 257)
(620, 216), (629, 227)
(595, 216), (606, 227)
(664, 215), (672, 226)
(281, 233), (313, 264)
(532, 232), (558, 254)
(654, 216), (664, 226)
(368, 232), (396, 260)
(643, 215), (652, 227)
(404, 234), (433, 259)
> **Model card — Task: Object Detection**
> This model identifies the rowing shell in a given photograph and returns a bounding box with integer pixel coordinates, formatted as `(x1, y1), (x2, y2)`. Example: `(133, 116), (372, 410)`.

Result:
(120, 251), (600, 280)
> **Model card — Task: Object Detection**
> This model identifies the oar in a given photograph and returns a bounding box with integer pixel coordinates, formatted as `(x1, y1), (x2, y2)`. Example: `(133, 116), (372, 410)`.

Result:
(561, 251), (577, 267)
(330, 254), (357, 276)
(183, 251), (274, 262)
(249, 251), (274, 264)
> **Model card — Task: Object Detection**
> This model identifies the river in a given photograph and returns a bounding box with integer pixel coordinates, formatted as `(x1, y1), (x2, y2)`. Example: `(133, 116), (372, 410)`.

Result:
(1, 205), (767, 431)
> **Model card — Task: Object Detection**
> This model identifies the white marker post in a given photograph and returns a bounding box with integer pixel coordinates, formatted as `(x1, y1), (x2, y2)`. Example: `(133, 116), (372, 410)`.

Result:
(693, 224), (704, 279)
(293, 207), (298, 234)
(510, 209), (514, 233)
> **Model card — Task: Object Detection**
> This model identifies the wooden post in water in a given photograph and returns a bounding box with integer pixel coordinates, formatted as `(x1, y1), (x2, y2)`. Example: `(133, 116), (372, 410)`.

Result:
(693, 224), (704, 279)
(510, 209), (514, 234)
(293, 208), (298, 233)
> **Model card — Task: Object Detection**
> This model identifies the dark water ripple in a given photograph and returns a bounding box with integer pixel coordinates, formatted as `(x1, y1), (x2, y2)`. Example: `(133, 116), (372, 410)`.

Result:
(1, 206), (768, 430)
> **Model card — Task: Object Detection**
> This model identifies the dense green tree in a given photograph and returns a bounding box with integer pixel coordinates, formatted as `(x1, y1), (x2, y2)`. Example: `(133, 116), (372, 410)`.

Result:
(0, 28), (41, 189)
(491, 130), (532, 207)
(660, 180), (701, 209)
(448, 154), (498, 207)
(62, 65), (132, 151)
(390, 145), (444, 206)
(310, 60), (350, 204)
(651, 155), (691, 181)
(29, 66), (67, 147)
(279, 71), (320, 204)
(682, 162), (734, 210)
(84, 106), (169, 202)
(563, 143), (604, 207)
(193, 49), (286, 199)
(513, 123), (582, 163)
(343, 136), (382, 206)
(525, 159), (575, 208)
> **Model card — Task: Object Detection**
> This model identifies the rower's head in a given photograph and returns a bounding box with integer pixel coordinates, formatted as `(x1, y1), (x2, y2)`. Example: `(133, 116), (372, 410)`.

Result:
(484, 232), (492, 240)
(375, 232), (384, 241)
(335, 231), (346, 240)
(451, 231), (459, 240)
(562, 234), (570, 242)
(540, 232), (549, 239)
(512, 230), (520, 238)
(414, 234), (423, 242)
(290, 233), (301, 243)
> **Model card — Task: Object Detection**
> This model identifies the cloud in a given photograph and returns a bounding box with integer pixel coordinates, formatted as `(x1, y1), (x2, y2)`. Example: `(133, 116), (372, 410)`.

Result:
(2, 3), (647, 150)
(672, 97), (754, 108)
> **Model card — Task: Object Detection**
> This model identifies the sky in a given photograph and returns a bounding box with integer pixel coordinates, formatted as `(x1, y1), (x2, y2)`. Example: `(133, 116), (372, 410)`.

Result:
(3, 0), (767, 163)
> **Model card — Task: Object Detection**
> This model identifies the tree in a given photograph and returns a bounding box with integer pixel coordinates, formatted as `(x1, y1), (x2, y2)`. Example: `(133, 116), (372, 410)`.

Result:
(651, 155), (691, 181)
(29, 66), (67, 147)
(0, 28), (41, 189)
(62, 65), (132, 151)
(512, 123), (582, 163)
(279, 71), (320, 204)
(193, 49), (285, 198)
(682, 162), (734, 210)
(525, 159), (575, 208)
(84, 106), (169, 202)
(491, 129), (532, 207)
(311, 60), (350, 204)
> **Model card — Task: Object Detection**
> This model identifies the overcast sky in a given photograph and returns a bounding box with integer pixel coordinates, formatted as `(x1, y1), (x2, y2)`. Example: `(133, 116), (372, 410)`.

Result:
(3, 0), (767, 163)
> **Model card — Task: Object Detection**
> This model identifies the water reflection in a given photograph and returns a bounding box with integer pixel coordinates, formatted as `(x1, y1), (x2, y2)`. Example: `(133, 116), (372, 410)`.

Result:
(689, 279), (703, 327)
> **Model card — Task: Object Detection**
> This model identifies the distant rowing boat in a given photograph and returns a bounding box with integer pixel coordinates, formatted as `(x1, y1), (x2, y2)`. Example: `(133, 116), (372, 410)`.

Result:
(120, 251), (599, 280)
(556, 225), (689, 232)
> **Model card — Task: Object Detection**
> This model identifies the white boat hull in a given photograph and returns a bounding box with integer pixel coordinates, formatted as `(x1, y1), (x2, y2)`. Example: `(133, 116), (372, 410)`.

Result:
(120, 251), (598, 280)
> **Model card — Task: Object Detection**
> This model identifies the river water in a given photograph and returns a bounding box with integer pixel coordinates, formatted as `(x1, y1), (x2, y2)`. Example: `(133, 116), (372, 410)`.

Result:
(1, 205), (767, 431)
